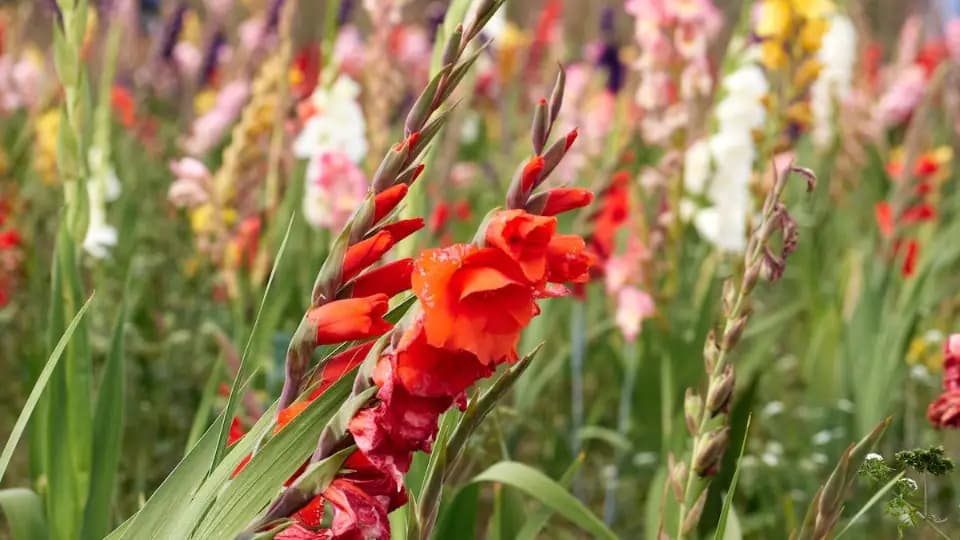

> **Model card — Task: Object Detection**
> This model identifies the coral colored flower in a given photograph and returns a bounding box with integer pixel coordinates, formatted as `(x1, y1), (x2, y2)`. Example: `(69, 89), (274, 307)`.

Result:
(546, 234), (595, 284)
(307, 294), (393, 345)
(902, 240), (920, 277)
(484, 209), (557, 283)
(591, 171), (630, 260)
(373, 183), (408, 223)
(377, 218), (424, 245)
(341, 231), (398, 282)
(521, 156), (546, 192)
(874, 202), (894, 238)
(351, 258), (414, 298)
(540, 188), (594, 216)
(111, 85), (136, 129)
(392, 319), (494, 399)
(412, 243), (538, 364)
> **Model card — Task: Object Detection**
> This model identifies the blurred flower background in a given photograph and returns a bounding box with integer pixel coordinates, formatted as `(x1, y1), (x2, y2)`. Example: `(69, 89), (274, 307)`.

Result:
(2, 0), (960, 538)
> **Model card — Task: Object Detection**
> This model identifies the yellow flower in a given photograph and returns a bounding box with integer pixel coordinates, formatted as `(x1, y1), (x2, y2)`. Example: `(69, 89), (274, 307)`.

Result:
(194, 89), (217, 115)
(800, 17), (830, 53)
(793, 58), (823, 90)
(190, 204), (213, 233)
(757, 0), (792, 39)
(792, 0), (834, 19)
(761, 40), (788, 70)
(34, 109), (61, 183)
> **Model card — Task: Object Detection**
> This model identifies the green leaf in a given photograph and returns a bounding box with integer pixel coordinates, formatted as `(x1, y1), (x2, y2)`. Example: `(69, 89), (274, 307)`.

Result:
(212, 216), (295, 472)
(469, 462), (617, 540)
(190, 370), (356, 540)
(515, 455), (585, 540)
(81, 297), (128, 540)
(714, 414), (751, 540)
(0, 293), (94, 483)
(432, 483), (480, 540)
(0, 489), (49, 540)
(834, 471), (905, 539)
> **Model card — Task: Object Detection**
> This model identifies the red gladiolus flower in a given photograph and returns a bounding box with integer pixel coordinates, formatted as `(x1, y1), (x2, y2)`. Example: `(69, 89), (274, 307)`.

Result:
(521, 156), (546, 192)
(412, 243), (538, 364)
(484, 209), (557, 283)
(111, 85), (136, 129)
(308, 294), (393, 345)
(928, 334), (960, 429)
(541, 188), (594, 216)
(874, 202), (894, 238)
(546, 234), (595, 284)
(342, 231), (394, 282)
(902, 239), (920, 276)
(351, 258), (414, 299)
(373, 184), (408, 223)
(591, 171), (630, 260)
(429, 202), (450, 234)
(901, 203), (936, 223)
(392, 319), (493, 399)
(377, 218), (424, 245)
(0, 229), (21, 248)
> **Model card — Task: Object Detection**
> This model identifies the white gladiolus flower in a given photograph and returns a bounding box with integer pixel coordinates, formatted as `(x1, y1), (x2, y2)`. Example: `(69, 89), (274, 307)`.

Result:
(682, 59), (766, 254)
(811, 15), (857, 148)
(83, 147), (121, 259)
(293, 75), (368, 164)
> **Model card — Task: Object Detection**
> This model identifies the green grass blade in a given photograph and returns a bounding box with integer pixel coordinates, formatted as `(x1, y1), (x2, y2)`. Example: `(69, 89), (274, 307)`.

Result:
(515, 454), (585, 540)
(81, 297), (128, 540)
(834, 471), (905, 539)
(0, 488), (50, 540)
(211, 215), (295, 472)
(470, 461), (617, 540)
(0, 293), (94, 483)
(190, 370), (355, 540)
(714, 414), (752, 540)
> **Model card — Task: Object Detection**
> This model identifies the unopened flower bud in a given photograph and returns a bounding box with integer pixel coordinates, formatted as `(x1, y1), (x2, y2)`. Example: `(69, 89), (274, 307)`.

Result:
(372, 140), (408, 193)
(818, 447), (851, 515)
(549, 66), (565, 123)
(722, 315), (748, 351)
(668, 453), (687, 501)
(405, 66), (449, 135)
(682, 489), (709, 534)
(684, 388), (703, 435)
(532, 98), (549, 155)
(442, 25), (463, 68)
(706, 364), (735, 417)
(721, 279), (737, 317)
(742, 261), (761, 295)
(703, 330), (719, 372)
(349, 196), (376, 244)
(693, 427), (729, 477)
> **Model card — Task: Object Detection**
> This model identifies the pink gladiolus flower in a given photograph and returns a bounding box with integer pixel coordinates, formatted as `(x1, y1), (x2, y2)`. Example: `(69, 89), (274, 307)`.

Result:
(183, 81), (250, 155)
(303, 151), (368, 230)
(168, 157), (212, 207)
(615, 287), (656, 342)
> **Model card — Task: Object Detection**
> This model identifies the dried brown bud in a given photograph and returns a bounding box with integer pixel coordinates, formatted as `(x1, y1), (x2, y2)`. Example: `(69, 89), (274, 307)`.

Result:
(722, 315), (749, 351)
(721, 279), (737, 317)
(682, 488), (709, 534)
(790, 165), (817, 192)
(549, 65), (565, 124)
(668, 453), (687, 501)
(742, 261), (762, 295)
(706, 364), (735, 417)
(703, 330), (719, 373)
(693, 427), (730, 477)
(684, 388), (703, 435)
(532, 98), (549, 155)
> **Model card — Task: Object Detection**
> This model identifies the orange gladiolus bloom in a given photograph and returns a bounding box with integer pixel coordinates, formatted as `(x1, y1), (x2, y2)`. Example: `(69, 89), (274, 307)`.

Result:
(546, 234), (595, 283)
(307, 294), (393, 345)
(373, 184), (408, 223)
(541, 188), (594, 216)
(412, 243), (538, 364)
(484, 209), (557, 283)
(378, 218), (424, 244)
(343, 231), (395, 282)
(393, 319), (493, 399)
(351, 258), (414, 299)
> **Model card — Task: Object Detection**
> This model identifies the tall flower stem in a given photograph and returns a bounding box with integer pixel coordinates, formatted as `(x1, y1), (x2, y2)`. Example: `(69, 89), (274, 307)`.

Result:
(604, 336), (639, 525)
(570, 297), (586, 498)
(671, 165), (815, 539)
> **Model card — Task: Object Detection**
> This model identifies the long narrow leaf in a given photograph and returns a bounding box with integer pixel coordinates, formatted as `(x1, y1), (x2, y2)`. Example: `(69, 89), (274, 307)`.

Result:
(0, 488), (49, 540)
(212, 215), (296, 472)
(834, 471), (905, 539)
(0, 293), (94, 483)
(714, 414), (751, 540)
(470, 461), (617, 540)
(81, 296), (128, 540)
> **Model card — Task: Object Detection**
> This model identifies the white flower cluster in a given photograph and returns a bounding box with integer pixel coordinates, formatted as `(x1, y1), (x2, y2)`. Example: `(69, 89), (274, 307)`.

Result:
(811, 15), (856, 148)
(683, 61), (768, 253)
(293, 75), (369, 229)
(83, 147), (122, 259)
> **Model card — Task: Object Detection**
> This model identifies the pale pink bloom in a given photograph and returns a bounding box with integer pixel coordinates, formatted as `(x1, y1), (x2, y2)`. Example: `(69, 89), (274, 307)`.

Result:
(174, 42), (203, 80)
(876, 65), (926, 126)
(204, 0), (234, 18)
(895, 16), (922, 69)
(946, 19), (960, 63)
(183, 81), (250, 155)
(0, 54), (43, 112)
(680, 58), (712, 99)
(303, 151), (368, 230)
(946, 334), (960, 359)
(239, 17), (266, 53)
(334, 26), (366, 76)
(616, 287), (656, 342)
(168, 157), (212, 207)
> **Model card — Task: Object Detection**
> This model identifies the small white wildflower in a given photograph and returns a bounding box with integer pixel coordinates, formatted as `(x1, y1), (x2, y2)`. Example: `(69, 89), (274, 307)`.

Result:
(865, 452), (883, 462)
(812, 430), (833, 446)
(761, 452), (780, 467)
(633, 452), (658, 467)
(762, 401), (785, 417)
(812, 453), (829, 465)
(924, 329), (944, 342)
(910, 364), (931, 381)
(837, 399), (854, 413)
(901, 478), (919, 492)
